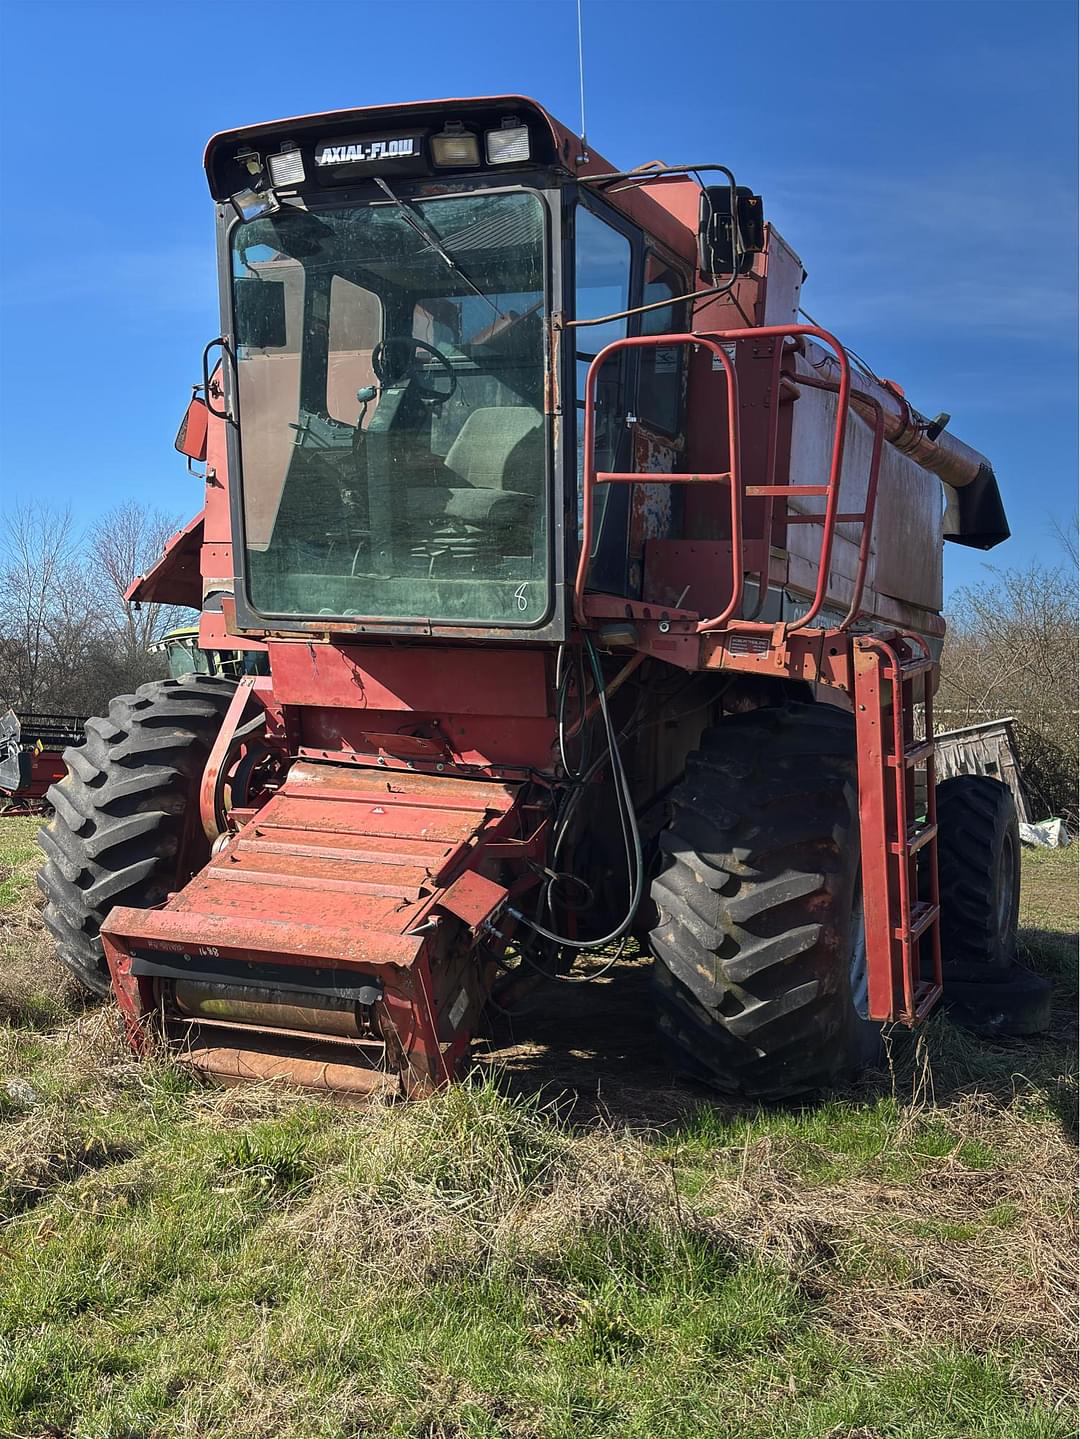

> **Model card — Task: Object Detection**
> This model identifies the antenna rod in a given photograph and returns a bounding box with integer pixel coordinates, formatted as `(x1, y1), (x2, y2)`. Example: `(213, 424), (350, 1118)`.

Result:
(576, 0), (588, 154)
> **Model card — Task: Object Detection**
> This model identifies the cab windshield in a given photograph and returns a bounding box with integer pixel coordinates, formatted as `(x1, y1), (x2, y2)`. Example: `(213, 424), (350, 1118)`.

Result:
(230, 189), (548, 625)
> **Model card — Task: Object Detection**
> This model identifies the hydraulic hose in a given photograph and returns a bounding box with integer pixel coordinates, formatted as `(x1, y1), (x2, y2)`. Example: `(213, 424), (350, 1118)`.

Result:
(509, 638), (644, 951)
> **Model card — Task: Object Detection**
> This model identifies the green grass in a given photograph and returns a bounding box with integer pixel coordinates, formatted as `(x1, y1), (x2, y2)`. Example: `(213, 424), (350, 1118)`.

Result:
(0, 823), (1075, 1439)
(0, 817), (39, 911)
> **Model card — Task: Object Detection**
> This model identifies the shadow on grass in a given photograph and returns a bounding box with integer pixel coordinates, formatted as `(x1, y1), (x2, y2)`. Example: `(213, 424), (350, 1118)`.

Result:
(475, 932), (1078, 1143)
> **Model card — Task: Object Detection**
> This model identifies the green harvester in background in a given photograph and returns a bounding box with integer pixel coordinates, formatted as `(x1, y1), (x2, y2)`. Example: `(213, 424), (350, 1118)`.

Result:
(149, 625), (268, 681)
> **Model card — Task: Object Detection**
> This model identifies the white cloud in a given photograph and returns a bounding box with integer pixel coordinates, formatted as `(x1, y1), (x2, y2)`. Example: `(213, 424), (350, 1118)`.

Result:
(765, 165), (1078, 344)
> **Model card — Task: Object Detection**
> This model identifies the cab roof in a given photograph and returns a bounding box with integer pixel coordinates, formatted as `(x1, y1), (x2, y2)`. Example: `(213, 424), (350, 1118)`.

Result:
(204, 95), (697, 264)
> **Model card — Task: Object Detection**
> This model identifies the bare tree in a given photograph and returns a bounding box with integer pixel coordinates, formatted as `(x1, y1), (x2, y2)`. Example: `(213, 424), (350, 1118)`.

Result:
(0, 503), (99, 711)
(0, 501), (180, 718)
(939, 556), (1078, 824)
(89, 502), (185, 671)
(1051, 509), (1078, 571)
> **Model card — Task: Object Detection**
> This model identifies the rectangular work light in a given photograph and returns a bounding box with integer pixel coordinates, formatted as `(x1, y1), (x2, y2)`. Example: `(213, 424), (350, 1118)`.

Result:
(267, 145), (306, 188)
(431, 122), (480, 167)
(485, 121), (530, 165)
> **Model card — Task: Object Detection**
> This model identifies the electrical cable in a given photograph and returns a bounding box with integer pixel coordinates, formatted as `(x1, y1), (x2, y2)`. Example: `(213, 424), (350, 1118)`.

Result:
(797, 305), (881, 385)
(555, 642), (590, 781)
(509, 637), (643, 954)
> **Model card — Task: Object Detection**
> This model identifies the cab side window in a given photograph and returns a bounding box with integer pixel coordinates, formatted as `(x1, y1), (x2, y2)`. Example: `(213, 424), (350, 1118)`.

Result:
(637, 256), (688, 435)
(574, 206), (633, 486)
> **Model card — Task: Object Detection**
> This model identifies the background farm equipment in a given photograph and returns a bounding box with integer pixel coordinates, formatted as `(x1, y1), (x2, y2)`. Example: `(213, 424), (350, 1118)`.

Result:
(150, 623), (268, 682)
(0, 711), (86, 817)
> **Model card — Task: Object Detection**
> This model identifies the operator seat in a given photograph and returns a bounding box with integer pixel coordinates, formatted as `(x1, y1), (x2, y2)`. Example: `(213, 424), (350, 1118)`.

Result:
(406, 406), (543, 548)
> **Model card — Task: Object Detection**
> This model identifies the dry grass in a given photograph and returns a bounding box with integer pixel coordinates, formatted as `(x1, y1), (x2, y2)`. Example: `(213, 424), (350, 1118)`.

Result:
(702, 1094), (1076, 1404)
(0, 821), (1075, 1438)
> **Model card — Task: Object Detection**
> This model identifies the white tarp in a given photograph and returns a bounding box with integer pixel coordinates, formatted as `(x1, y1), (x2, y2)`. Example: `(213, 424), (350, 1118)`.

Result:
(1019, 817), (1071, 849)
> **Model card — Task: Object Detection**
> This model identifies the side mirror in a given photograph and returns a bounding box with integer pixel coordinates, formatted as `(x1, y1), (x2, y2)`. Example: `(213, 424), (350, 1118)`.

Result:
(174, 394), (209, 460)
(698, 186), (765, 277)
(234, 278), (287, 348)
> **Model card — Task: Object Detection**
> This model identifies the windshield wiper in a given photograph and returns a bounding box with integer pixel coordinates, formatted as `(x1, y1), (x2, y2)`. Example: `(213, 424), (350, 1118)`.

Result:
(373, 177), (502, 320)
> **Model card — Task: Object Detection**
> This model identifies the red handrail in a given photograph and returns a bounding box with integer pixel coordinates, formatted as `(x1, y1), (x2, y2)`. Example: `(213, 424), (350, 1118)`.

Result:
(573, 333), (742, 628)
(787, 372), (885, 632)
(697, 325), (853, 635)
(575, 323), (867, 638)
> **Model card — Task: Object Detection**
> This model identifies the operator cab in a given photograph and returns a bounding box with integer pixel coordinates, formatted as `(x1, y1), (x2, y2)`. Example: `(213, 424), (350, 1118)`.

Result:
(205, 98), (697, 640)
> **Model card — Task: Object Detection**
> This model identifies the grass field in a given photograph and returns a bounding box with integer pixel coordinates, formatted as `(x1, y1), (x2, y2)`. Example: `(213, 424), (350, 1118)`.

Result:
(0, 816), (1075, 1439)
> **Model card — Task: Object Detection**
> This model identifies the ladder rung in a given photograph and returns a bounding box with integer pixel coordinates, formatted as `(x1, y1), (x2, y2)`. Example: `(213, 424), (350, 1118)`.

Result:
(746, 485), (830, 496)
(891, 821), (938, 857)
(884, 657), (934, 680)
(887, 738), (934, 769)
(914, 980), (944, 1021)
(784, 511), (868, 525)
(895, 901), (939, 943)
(597, 470), (731, 485)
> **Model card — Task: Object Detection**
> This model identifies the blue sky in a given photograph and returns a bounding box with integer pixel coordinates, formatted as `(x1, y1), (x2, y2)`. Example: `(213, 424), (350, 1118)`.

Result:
(0, 0), (1075, 595)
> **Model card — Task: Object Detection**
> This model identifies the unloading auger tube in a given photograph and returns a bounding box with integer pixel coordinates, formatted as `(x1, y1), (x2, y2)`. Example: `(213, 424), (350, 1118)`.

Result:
(794, 339), (1009, 549)
(32, 93), (1045, 1104)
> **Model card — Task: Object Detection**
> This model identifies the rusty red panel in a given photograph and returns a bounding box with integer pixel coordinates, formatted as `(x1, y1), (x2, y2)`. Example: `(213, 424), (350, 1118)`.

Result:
(101, 758), (533, 1097)
(125, 512), (204, 608)
(300, 708), (557, 772)
(198, 610), (266, 654)
(269, 642), (551, 717)
(628, 427), (678, 565)
(102, 762), (521, 970)
(202, 376), (234, 546)
(438, 869), (507, 928)
(643, 539), (735, 615)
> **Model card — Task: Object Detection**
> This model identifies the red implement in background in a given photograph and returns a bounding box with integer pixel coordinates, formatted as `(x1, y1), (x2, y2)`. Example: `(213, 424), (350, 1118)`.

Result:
(0, 711), (85, 817)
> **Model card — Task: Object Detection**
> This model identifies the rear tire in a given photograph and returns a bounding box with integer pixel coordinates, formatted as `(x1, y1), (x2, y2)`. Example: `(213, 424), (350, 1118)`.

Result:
(930, 773), (1049, 1035)
(935, 774), (1020, 972)
(649, 702), (878, 1100)
(36, 676), (235, 995)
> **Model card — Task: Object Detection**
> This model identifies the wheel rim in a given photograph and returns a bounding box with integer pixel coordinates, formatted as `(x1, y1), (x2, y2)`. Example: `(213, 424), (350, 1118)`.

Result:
(849, 889), (869, 1020)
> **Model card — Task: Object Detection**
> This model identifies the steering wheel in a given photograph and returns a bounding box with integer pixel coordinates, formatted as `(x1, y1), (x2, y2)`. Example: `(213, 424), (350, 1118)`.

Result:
(372, 336), (457, 404)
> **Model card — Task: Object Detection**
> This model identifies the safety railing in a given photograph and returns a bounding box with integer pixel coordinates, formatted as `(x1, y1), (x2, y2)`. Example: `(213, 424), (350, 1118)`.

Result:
(574, 333), (742, 628)
(574, 324), (884, 636)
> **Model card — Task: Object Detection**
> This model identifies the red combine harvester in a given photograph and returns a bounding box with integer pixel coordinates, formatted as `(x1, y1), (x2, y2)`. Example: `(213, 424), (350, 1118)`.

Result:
(37, 97), (1045, 1100)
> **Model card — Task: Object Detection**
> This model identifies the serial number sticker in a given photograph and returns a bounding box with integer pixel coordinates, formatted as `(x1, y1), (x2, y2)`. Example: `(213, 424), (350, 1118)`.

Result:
(448, 987), (469, 1031)
(315, 135), (419, 168)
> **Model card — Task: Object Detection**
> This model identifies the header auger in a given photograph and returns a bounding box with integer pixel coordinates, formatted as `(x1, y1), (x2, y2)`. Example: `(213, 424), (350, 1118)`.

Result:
(36, 96), (1046, 1102)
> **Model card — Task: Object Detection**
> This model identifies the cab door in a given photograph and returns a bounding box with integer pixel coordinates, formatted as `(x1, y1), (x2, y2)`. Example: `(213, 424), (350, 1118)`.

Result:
(572, 201), (688, 598)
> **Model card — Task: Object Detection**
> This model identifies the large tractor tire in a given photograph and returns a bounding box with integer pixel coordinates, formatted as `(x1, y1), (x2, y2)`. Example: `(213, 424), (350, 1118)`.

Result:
(932, 773), (1049, 1035)
(935, 774), (1020, 971)
(37, 676), (235, 996)
(649, 702), (878, 1099)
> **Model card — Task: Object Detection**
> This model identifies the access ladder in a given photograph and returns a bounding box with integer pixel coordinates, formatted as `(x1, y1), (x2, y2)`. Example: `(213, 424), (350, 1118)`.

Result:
(853, 633), (943, 1023)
